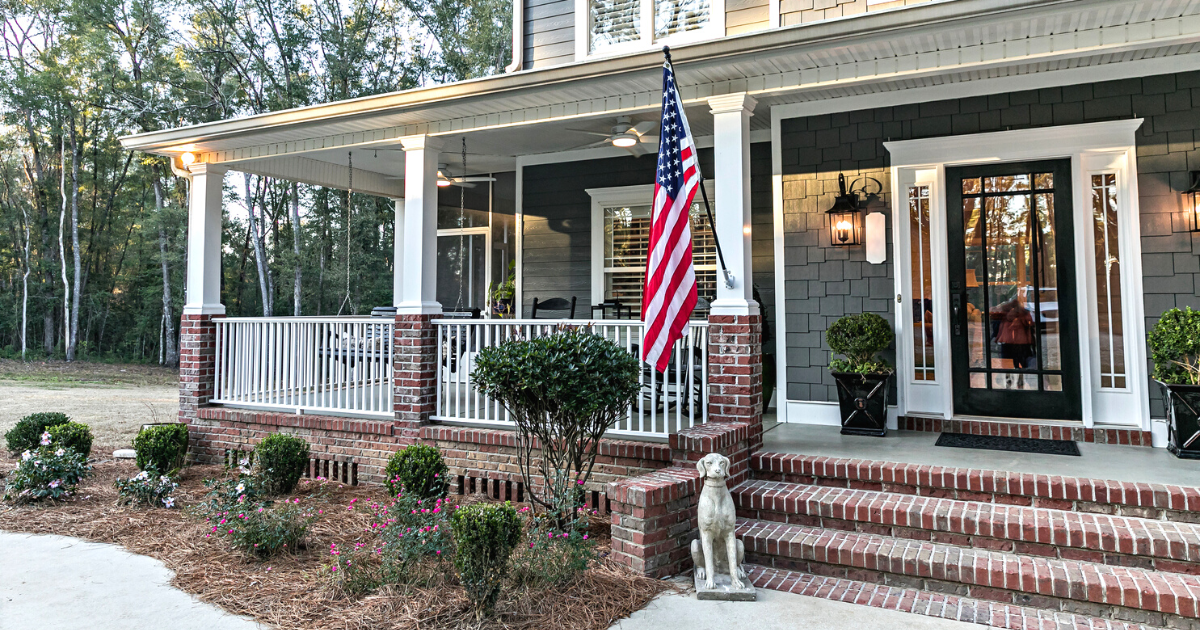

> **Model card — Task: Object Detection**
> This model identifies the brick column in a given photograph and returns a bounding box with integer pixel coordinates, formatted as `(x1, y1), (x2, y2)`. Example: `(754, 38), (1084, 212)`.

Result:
(708, 313), (764, 451)
(179, 313), (221, 423)
(393, 314), (438, 441)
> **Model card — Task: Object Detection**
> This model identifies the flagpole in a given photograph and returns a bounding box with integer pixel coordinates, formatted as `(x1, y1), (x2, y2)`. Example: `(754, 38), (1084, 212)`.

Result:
(663, 46), (734, 290)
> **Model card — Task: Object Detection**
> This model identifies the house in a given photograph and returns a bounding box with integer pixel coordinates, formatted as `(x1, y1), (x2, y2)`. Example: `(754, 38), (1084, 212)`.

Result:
(122, 0), (1200, 625)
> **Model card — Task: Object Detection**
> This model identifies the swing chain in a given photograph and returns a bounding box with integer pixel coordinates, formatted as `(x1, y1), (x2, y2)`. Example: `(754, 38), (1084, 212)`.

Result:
(338, 151), (353, 315)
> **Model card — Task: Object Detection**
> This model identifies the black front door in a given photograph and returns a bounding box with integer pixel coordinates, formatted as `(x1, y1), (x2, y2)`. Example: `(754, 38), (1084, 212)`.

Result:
(946, 159), (1082, 420)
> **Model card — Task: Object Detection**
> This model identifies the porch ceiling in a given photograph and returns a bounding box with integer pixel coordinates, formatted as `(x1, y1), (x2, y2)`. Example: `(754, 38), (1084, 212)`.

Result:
(121, 0), (1200, 191)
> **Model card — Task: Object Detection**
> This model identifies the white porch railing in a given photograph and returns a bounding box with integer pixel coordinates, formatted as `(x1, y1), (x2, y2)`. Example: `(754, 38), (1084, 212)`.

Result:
(433, 319), (709, 438)
(214, 317), (394, 418)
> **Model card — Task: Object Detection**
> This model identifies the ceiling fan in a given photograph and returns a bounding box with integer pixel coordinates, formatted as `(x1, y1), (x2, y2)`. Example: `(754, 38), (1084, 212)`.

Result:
(565, 116), (659, 156)
(383, 164), (496, 188)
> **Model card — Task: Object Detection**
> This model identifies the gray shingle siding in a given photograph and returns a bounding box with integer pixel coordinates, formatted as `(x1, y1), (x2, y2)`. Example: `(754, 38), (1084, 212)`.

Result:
(778, 69), (1200, 417)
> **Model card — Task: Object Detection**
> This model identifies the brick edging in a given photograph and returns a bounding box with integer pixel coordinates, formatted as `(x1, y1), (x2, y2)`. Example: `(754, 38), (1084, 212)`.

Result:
(752, 452), (1200, 518)
(197, 407), (394, 436)
(900, 416), (1154, 447)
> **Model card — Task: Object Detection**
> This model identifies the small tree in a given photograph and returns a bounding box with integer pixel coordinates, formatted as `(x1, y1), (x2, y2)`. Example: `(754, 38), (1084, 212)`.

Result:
(1149, 307), (1200, 385)
(826, 313), (895, 374)
(472, 328), (640, 521)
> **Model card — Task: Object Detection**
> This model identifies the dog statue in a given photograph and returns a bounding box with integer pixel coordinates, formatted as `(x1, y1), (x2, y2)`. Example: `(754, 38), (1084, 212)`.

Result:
(690, 452), (748, 593)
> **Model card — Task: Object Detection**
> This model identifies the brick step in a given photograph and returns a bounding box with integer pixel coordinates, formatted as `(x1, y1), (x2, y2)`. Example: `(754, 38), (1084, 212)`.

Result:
(752, 452), (1200, 523)
(748, 565), (1167, 630)
(737, 518), (1200, 626)
(734, 479), (1200, 575)
(899, 416), (1155, 447)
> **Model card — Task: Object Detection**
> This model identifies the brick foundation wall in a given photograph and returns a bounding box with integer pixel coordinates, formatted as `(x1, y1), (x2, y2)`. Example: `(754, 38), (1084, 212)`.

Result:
(179, 314), (220, 423)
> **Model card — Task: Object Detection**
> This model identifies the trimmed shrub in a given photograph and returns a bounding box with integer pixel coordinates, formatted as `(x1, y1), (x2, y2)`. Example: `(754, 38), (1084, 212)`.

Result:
(451, 502), (523, 620)
(254, 433), (309, 495)
(134, 424), (189, 474)
(1149, 307), (1200, 385)
(4, 446), (92, 503)
(826, 312), (895, 374)
(227, 500), (319, 558)
(513, 505), (596, 586)
(48, 422), (93, 458)
(472, 329), (640, 522)
(5, 412), (70, 454)
(384, 444), (449, 499)
(114, 471), (179, 508)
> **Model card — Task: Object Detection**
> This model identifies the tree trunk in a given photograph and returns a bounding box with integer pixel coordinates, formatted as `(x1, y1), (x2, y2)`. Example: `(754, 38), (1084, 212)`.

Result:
(291, 182), (302, 316)
(152, 175), (178, 368)
(58, 135), (72, 360)
(244, 173), (273, 316)
(68, 118), (82, 360)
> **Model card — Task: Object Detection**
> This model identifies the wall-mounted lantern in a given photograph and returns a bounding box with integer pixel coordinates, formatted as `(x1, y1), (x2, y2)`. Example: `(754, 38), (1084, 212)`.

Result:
(1187, 172), (1200, 233)
(826, 173), (862, 247)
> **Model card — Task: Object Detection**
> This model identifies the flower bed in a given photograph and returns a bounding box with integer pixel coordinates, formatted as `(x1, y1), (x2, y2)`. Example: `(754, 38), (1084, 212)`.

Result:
(0, 453), (668, 630)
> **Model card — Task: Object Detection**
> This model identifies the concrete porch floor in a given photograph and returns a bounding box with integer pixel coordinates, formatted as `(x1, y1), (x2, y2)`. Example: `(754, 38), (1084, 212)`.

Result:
(760, 422), (1200, 487)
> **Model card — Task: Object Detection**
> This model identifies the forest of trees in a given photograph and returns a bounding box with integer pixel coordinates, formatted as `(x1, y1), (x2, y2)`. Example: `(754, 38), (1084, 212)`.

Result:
(0, 0), (510, 366)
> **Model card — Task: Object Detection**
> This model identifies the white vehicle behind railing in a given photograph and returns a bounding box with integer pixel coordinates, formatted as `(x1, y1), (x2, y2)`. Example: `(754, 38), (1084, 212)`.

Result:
(434, 318), (708, 438)
(214, 316), (394, 418)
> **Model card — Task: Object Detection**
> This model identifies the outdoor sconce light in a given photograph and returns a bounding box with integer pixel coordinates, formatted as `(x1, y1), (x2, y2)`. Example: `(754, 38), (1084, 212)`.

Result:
(1187, 172), (1200, 233)
(826, 173), (863, 247)
(179, 151), (196, 166)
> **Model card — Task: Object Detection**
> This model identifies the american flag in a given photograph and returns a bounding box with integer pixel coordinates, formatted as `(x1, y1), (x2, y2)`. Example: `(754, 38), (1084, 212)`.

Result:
(641, 60), (700, 373)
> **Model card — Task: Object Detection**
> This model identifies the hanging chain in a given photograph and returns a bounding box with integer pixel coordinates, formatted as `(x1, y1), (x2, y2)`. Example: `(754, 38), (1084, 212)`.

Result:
(454, 138), (467, 311)
(338, 151), (353, 315)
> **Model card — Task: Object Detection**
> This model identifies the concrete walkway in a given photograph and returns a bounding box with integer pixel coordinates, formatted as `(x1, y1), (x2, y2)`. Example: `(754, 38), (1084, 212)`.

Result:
(612, 583), (979, 630)
(0, 532), (264, 630)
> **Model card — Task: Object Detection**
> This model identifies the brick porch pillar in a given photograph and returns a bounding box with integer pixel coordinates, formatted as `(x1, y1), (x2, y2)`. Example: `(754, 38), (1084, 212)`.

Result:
(179, 313), (221, 423)
(393, 314), (438, 441)
(707, 314), (764, 452)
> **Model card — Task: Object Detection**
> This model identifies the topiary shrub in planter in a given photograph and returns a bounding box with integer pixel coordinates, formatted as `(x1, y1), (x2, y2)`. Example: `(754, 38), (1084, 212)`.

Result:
(451, 502), (523, 620)
(254, 433), (310, 495)
(384, 444), (449, 499)
(826, 312), (895, 437)
(4, 412), (70, 454)
(134, 424), (189, 475)
(48, 422), (93, 458)
(1148, 307), (1200, 459)
(472, 328), (640, 524)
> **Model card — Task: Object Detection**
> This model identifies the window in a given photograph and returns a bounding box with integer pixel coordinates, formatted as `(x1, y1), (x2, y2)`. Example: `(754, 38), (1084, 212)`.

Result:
(582, 0), (722, 56)
(908, 184), (934, 381)
(1091, 173), (1127, 389)
(589, 185), (715, 318)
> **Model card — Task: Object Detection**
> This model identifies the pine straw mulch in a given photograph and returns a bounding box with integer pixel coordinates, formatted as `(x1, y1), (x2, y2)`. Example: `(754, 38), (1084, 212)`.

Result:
(0, 450), (672, 630)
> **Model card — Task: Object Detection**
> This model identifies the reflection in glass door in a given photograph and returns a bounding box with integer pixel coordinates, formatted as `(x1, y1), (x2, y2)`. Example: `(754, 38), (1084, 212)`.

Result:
(437, 228), (490, 312)
(946, 160), (1082, 420)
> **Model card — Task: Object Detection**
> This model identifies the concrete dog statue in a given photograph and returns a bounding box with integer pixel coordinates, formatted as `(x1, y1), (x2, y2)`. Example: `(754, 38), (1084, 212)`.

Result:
(690, 452), (747, 591)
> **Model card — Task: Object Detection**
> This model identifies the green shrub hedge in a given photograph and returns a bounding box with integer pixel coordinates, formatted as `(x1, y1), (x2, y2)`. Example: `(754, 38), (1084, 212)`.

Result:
(4, 412), (70, 454)
(254, 433), (310, 495)
(134, 424), (189, 474)
(451, 502), (523, 619)
(48, 422), (93, 458)
(384, 444), (449, 499)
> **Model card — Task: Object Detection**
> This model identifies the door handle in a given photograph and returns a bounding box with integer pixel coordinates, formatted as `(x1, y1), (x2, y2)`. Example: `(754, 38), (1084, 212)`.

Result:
(951, 294), (963, 336)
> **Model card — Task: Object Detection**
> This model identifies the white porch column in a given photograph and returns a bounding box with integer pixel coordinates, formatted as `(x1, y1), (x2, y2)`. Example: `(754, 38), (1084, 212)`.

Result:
(184, 162), (227, 315)
(392, 197), (405, 307)
(398, 135), (443, 314)
(706, 93), (758, 316)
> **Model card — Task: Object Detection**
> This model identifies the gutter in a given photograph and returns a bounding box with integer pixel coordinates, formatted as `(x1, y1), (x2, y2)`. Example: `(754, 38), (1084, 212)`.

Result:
(505, 0), (523, 73)
(120, 0), (1088, 154)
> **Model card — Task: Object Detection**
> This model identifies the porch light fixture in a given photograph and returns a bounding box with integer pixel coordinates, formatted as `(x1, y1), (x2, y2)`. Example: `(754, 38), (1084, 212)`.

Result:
(179, 151), (196, 166)
(436, 171), (453, 187)
(611, 132), (639, 148)
(1187, 171), (1200, 232)
(826, 173), (863, 247)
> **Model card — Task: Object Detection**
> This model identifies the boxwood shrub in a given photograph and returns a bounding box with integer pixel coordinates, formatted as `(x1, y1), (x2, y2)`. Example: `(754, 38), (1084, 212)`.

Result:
(451, 502), (523, 619)
(5, 412), (70, 454)
(384, 444), (449, 499)
(826, 312), (895, 374)
(134, 424), (189, 475)
(1149, 306), (1200, 385)
(254, 433), (310, 495)
(48, 422), (93, 458)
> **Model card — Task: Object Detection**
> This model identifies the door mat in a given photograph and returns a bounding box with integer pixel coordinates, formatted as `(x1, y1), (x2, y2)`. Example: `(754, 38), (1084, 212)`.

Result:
(934, 432), (1081, 457)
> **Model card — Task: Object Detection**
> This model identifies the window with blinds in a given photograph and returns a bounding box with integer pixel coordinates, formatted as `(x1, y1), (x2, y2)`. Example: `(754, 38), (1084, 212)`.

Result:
(654, 0), (710, 39)
(590, 0), (641, 52)
(603, 202), (716, 317)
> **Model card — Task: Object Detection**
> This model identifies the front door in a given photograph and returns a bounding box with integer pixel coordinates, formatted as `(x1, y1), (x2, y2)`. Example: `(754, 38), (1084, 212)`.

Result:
(946, 160), (1082, 420)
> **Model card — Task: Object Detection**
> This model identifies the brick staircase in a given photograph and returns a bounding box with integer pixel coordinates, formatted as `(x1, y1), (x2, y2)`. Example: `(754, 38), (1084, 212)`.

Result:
(732, 451), (1200, 630)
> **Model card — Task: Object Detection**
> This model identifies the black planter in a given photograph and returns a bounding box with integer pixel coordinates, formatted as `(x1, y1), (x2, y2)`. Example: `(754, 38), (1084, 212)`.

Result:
(1158, 381), (1200, 459)
(832, 371), (892, 437)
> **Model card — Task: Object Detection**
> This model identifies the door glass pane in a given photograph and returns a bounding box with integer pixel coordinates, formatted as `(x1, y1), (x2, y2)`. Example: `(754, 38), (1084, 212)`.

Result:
(909, 185), (935, 381)
(961, 169), (1064, 392)
(591, 0), (641, 52)
(654, 0), (710, 39)
(1091, 173), (1127, 389)
(436, 233), (487, 310)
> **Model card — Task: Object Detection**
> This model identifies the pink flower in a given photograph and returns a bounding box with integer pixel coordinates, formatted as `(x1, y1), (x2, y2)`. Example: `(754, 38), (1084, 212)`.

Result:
(583, 534), (588, 540)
